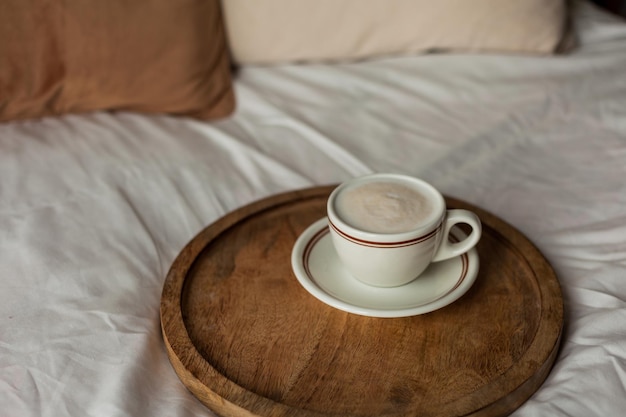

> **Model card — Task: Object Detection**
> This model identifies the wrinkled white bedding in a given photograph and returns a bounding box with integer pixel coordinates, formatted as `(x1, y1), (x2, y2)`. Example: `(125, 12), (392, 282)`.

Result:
(2, 2), (626, 416)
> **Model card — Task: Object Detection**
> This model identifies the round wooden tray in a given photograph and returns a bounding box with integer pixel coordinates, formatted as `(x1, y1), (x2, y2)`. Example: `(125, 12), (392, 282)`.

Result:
(160, 186), (563, 417)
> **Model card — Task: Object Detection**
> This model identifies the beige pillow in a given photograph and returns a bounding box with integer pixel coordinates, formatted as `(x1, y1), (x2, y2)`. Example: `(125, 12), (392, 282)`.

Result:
(222, 0), (568, 65)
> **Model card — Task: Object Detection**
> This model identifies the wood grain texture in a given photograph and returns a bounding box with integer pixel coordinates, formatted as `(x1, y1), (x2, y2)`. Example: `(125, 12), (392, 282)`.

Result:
(160, 185), (563, 417)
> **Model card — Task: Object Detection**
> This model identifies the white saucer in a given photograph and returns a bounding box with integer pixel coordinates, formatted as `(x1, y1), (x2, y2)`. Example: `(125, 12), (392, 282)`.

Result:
(291, 218), (479, 318)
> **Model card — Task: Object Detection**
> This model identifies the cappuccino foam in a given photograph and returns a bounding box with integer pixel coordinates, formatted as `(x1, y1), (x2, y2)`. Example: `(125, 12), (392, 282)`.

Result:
(335, 181), (435, 234)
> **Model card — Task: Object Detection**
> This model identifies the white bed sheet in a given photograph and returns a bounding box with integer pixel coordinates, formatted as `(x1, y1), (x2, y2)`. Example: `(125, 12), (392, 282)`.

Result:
(2, 2), (626, 416)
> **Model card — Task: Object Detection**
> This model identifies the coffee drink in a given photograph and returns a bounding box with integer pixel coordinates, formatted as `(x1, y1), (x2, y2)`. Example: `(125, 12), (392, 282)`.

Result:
(333, 180), (436, 234)
(327, 173), (481, 286)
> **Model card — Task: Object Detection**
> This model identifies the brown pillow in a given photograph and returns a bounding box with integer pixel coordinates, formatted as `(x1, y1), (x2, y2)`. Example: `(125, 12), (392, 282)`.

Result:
(0, 0), (235, 122)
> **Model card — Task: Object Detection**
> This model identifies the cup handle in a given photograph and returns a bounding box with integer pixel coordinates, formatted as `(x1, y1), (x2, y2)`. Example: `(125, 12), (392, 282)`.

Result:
(432, 209), (482, 262)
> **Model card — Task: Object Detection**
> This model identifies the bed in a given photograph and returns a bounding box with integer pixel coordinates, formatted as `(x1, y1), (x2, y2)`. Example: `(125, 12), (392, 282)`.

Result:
(1, 1), (626, 416)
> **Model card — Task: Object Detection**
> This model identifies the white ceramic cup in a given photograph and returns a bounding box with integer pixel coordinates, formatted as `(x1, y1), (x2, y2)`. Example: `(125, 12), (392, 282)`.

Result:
(327, 173), (481, 287)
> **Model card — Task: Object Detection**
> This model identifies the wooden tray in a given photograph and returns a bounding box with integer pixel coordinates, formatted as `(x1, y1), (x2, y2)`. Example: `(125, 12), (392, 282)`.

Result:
(160, 186), (563, 417)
